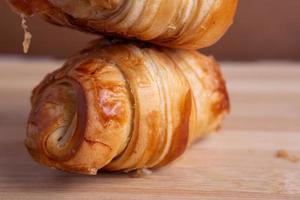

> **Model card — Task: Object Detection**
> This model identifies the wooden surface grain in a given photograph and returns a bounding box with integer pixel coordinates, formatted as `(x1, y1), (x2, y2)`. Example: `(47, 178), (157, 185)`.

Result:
(0, 58), (299, 200)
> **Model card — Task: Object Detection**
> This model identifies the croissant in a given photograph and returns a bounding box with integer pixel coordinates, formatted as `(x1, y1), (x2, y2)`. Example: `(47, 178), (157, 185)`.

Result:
(26, 39), (229, 175)
(8, 0), (238, 49)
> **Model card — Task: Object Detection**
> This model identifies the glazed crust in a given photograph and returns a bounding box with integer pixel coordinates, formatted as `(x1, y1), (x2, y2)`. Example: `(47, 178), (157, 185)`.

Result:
(26, 39), (229, 175)
(8, 0), (238, 49)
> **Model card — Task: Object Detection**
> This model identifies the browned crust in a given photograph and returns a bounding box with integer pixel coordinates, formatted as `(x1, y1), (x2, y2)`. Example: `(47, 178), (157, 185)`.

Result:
(155, 90), (192, 167)
(8, 0), (49, 15)
(8, 0), (238, 50)
(207, 56), (230, 116)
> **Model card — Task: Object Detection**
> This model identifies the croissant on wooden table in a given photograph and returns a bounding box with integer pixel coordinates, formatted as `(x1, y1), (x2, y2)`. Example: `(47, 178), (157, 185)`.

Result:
(8, 0), (238, 49)
(26, 39), (229, 175)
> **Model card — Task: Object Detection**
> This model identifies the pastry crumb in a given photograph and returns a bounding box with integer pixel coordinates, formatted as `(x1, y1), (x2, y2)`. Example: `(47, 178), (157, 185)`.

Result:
(168, 24), (176, 30)
(276, 149), (300, 163)
(129, 168), (152, 178)
(21, 14), (32, 54)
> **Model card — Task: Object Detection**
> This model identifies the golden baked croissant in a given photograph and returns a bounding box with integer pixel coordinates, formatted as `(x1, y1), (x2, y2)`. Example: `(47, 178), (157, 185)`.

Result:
(26, 39), (229, 175)
(8, 0), (238, 49)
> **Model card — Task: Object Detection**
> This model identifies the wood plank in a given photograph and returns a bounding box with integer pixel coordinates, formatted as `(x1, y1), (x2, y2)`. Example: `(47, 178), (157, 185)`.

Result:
(0, 58), (299, 200)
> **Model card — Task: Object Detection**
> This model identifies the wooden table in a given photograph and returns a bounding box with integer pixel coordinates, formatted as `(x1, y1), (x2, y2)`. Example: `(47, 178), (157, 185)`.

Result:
(0, 58), (299, 200)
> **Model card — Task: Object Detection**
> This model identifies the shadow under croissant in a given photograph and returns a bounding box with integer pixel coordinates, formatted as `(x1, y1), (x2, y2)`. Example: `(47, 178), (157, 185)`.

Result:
(0, 102), (215, 196)
(0, 141), (206, 194)
(0, 117), (99, 192)
(0, 79), (215, 189)
(0, 140), (121, 192)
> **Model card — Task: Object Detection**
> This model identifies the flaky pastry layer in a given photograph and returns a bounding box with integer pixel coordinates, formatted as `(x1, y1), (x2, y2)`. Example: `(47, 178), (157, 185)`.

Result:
(8, 0), (238, 49)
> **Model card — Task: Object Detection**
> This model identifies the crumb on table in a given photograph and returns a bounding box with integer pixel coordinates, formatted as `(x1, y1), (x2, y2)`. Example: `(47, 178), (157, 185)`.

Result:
(276, 149), (300, 163)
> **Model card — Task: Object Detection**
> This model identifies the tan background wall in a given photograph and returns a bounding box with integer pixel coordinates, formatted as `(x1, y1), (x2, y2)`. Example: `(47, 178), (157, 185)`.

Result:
(1, 0), (300, 60)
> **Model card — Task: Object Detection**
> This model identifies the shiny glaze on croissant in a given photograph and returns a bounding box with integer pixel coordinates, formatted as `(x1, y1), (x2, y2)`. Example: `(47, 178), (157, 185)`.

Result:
(26, 39), (229, 175)
(8, 0), (238, 49)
